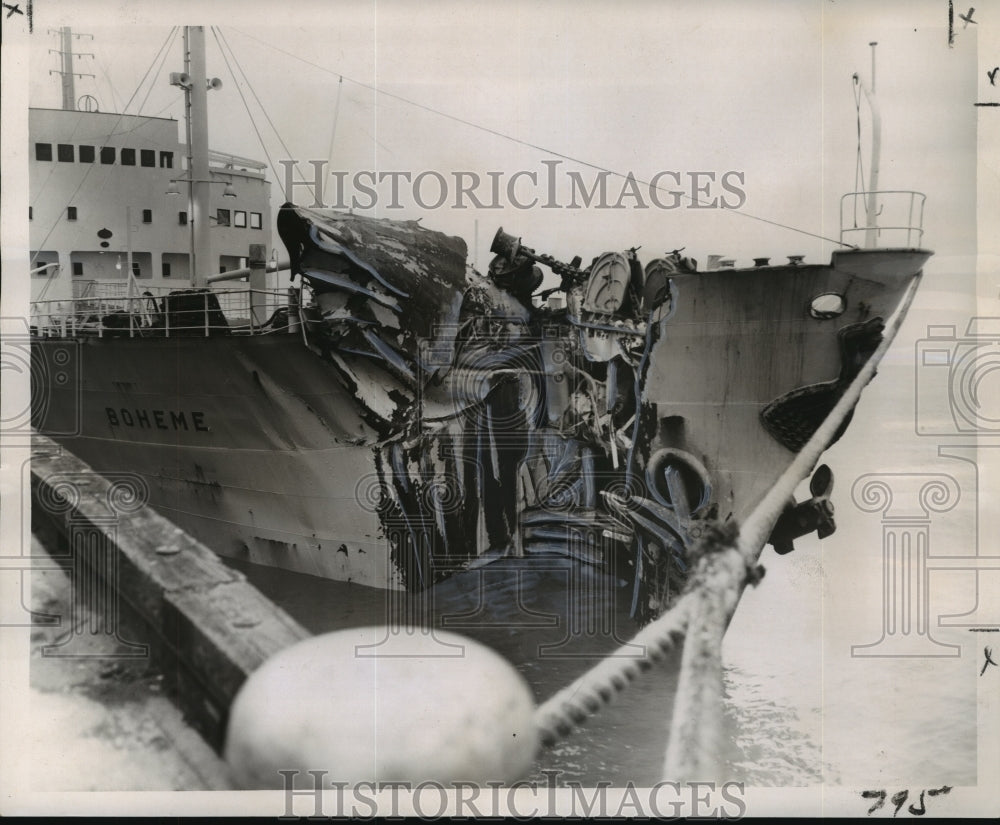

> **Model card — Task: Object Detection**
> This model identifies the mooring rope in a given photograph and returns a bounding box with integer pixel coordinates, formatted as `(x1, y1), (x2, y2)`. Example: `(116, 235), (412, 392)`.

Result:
(532, 272), (924, 778)
(533, 590), (694, 747)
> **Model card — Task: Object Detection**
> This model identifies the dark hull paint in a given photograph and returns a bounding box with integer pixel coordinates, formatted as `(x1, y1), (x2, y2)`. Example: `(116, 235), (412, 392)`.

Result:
(32, 248), (930, 593)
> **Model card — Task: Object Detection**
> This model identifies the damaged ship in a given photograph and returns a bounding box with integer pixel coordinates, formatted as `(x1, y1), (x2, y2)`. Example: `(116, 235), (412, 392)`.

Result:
(31, 188), (930, 623)
(28, 26), (931, 697)
(25, 24), (934, 782)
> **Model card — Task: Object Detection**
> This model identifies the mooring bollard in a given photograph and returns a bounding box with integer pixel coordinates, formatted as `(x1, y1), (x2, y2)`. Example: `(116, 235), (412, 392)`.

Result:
(223, 626), (538, 788)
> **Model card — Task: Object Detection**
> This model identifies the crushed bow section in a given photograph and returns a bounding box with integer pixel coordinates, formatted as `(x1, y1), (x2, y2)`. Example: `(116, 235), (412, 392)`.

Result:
(276, 203), (918, 622)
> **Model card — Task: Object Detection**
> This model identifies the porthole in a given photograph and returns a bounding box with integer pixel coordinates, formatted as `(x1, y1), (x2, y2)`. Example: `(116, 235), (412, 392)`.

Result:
(809, 292), (846, 320)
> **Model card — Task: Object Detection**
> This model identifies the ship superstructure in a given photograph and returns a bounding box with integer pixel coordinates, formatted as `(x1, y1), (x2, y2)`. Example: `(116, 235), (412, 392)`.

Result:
(29, 27), (272, 309)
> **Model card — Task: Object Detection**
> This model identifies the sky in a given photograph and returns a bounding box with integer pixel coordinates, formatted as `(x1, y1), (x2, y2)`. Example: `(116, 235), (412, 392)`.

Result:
(18, 0), (993, 295)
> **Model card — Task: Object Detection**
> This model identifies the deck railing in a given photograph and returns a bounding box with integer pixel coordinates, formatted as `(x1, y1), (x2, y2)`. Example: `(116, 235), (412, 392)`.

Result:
(30, 287), (296, 339)
(840, 190), (926, 248)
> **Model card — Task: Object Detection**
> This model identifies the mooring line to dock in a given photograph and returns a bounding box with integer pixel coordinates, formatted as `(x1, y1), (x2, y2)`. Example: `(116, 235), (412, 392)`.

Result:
(532, 592), (694, 747)
(532, 273), (924, 779)
(663, 272), (923, 781)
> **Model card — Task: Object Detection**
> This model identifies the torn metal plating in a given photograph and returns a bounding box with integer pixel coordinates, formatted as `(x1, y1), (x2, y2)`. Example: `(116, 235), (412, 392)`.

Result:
(277, 203), (863, 622)
(277, 203), (705, 620)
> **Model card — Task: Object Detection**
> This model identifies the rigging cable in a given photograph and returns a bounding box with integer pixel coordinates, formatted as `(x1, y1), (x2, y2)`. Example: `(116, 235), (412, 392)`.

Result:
(326, 75), (344, 174)
(852, 73), (867, 229)
(31, 26), (180, 294)
(134, 26), (180, 117)
(94, 54), (125, 113)
(208, 27), (281, 187)
(229, 26), (854, 249)
(213, 27), (318, 200)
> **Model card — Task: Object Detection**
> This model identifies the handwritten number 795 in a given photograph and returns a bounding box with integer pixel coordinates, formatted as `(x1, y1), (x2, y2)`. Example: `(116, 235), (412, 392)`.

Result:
(862, 786), (952, 816)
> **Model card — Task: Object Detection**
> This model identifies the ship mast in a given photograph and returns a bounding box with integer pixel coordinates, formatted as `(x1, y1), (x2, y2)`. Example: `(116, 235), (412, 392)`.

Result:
(48, 27), (94, 112)
(861, 41), (881, 249)
(60, 27), (76, 110)
(185, 26), (213, 288)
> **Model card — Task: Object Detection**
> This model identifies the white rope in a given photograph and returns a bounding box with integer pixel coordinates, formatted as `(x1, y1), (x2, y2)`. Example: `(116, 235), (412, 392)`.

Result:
(662, 272), (924, 781)
(530, 273), (924, 777)
(532, 590), (693, 747)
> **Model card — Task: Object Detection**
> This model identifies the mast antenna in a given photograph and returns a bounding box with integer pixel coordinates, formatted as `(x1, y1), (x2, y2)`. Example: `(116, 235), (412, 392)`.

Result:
(48, 27), (95, 111)
(860, 42), (881, 249)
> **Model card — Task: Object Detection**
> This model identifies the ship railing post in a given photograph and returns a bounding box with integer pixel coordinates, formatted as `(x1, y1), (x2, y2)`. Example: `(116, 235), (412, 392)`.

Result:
(907, 192), (916, 247)
(297, 285), (309, 346)
(248, 243), (267, 334)
(204, 291), (209, 337)
(98, 299), (104, 339)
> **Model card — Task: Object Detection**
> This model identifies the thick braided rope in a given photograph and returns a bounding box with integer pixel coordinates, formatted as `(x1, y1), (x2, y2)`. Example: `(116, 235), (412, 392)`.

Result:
(663, 272), (924, 780)
(532, 592), (694, 747)
(532, 272), (923, 765)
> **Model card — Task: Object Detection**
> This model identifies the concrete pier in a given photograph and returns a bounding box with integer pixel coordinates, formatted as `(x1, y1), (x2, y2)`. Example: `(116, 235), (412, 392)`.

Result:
(29, 434), (309, 787)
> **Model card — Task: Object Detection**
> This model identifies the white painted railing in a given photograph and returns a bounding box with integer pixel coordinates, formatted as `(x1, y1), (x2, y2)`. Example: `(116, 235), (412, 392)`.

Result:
(30, 287), (294, 339)
(840, 190), (926, 248)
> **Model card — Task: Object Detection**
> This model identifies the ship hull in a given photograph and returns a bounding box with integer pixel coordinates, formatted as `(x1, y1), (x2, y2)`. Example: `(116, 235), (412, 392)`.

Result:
(643, 250), (930, 523)
(31, 247), (929, 594)
(33, 334), (402, 588)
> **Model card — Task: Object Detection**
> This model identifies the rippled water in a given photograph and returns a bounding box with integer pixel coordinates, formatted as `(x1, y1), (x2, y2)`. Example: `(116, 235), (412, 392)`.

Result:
(722, 302), (984, 789)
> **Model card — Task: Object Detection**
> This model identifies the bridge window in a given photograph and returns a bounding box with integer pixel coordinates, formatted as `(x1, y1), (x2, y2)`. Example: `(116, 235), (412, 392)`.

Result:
(234, 210), (247, 228)
(73, 262), (84, 276)
(79, 145), (95, 163)
(35, 143), (53, 161)
(162, 262), (172, 278)
(142, 209), (152, 224)
(178, 211), (188, 225)
(250, 212), (262, 230)
(100, 146), (115, 164)
(160, 151), (174, 169)
(140, 149), (155, 168)
(216, 208), (231, 226)
(57, 144), (75, 162)
(121, 148), (136, 166)
(67, 206), (78, 221)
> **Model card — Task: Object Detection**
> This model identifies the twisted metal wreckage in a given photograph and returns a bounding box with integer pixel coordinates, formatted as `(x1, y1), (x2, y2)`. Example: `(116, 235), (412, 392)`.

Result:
(275, 202), (898, 624)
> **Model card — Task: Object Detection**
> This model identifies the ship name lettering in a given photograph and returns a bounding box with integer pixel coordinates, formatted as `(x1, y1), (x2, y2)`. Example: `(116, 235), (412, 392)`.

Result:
(106, 406), (209, 432)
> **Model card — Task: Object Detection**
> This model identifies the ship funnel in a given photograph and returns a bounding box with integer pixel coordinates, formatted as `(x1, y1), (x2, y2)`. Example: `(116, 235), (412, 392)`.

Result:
(170, 71), (192, 89)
